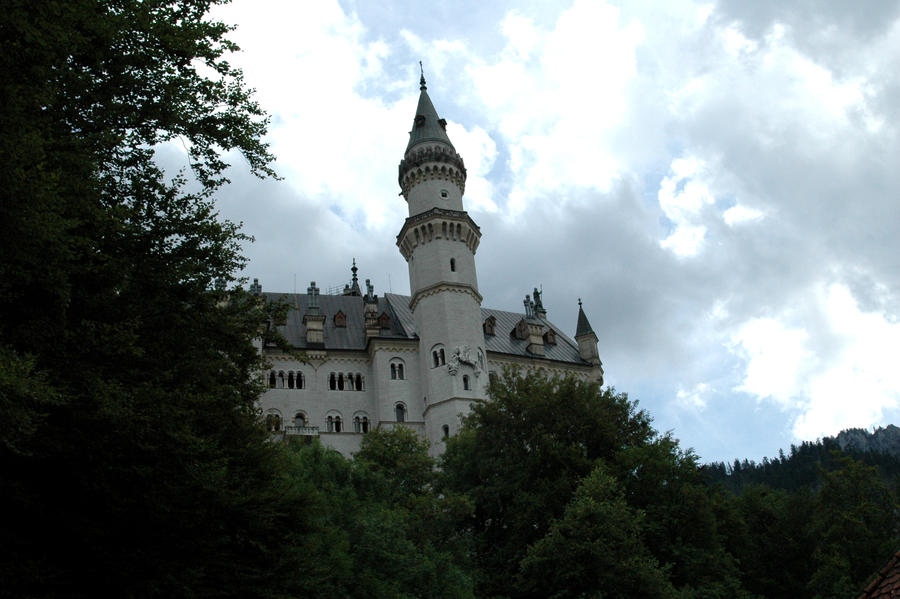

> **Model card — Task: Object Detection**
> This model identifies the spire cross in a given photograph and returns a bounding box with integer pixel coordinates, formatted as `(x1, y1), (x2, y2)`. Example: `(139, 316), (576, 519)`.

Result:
(419, 60), (426, 90)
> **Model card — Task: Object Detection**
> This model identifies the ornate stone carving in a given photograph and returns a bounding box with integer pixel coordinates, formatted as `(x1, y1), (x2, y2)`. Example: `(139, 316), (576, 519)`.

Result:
(448, 344), (480, 376)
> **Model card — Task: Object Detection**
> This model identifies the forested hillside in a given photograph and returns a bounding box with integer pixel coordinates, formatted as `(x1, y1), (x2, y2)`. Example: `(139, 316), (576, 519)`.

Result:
(704, 427), (900, 494)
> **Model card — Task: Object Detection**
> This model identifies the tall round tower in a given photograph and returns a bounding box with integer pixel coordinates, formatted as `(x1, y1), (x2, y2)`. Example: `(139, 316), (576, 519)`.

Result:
(396, 72), (488, 452)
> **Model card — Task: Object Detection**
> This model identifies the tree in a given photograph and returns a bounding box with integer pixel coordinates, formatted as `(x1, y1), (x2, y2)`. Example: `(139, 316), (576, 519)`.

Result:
(519, 464), (677, 599)
(439, 371), (654, 597)
(807, 455), (899, 599)
(0, 1), (315, 596)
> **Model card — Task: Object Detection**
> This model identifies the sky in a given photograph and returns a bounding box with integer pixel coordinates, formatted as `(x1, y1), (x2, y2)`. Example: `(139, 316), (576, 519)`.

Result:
(172, 0), (900, 463)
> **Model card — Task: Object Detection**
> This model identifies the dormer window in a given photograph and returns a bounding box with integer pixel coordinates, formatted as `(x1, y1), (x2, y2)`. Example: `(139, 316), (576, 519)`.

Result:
(515, 319), (528, 340)
(334, 310), (347, 328)
(544, 329), (557, 345)
(378, 312), (391, 330)
(438, 118), (447, 130)
(415, 114), (425, 127)
(483, 316), (496, 336)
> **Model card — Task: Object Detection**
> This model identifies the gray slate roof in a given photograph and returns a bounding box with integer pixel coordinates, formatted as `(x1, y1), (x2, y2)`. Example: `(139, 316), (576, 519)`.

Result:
(262, 291), (589, 366)
(575, 303), (595, 337)
(405, 84), (455, 153)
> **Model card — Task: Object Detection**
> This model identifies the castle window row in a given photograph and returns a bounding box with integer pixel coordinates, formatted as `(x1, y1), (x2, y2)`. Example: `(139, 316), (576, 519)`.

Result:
(329, 372), (365, 391)
(268, 370), (305, 389)
(265, 409), (370, 434)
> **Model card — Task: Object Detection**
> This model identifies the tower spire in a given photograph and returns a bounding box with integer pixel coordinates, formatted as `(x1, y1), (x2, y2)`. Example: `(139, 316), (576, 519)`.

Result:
(419, 60), (426, 90)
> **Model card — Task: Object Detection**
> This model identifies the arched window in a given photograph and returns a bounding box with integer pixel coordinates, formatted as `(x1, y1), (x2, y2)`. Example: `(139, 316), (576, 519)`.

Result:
(346, 373), (354, 391)
(268, 371), (276, 388)
(295, 372), (304, 389)
(442, 424), (450, 438)
(329, 373), (336, 390)
(478, 349), (485, 371)
(463, 375), (470, 390)
(265, 410), (282, 432)
(395, 403), (406, 423)
(391, 364), (397, 379)
(432, 351), (439, 368)
(278, 371), (286, 388)
(294, 412), (306, 428)
(287, 371), (295, 389)
(334, 416), (342, 433)
(327, 416), (334, 432)
(337, 373), (344, 391)
(450, 258), (456, 272)
(397, 364), (404, 380)
(362, 417), (369, 433)
(439, 349), (445, 365)
(355, 373), (363, 390)
(354, 416), (361, 433)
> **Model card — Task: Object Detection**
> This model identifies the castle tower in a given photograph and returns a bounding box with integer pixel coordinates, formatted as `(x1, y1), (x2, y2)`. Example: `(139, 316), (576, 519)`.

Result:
(396, 70), (488, 451)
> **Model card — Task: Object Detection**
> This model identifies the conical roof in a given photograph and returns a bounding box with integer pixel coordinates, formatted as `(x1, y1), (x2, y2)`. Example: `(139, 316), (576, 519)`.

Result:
(405, 75), (454, 153)
(575, 300), (595, 337)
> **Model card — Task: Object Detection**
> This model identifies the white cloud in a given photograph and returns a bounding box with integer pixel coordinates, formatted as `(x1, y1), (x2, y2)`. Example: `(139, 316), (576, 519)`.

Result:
(730, 284), (900, 440)
(658, 157), (716, 256)
(722, 204), (764, 226)
(677, 382), (711, 410)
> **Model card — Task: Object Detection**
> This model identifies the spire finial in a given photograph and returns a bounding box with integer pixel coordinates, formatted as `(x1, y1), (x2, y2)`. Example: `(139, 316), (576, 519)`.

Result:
(578, 298), (582, 307)
(351, 258), (358, 283)
(419, 61), (426, 90)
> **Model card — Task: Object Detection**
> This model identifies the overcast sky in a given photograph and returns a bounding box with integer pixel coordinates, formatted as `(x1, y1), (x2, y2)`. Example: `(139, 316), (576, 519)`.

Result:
(181, 0), (900, 463)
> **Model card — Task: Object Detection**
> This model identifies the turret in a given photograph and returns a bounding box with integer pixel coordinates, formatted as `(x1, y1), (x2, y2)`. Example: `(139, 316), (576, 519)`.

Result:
(396, 67), (488, 454)
(574, 299), (604, 384)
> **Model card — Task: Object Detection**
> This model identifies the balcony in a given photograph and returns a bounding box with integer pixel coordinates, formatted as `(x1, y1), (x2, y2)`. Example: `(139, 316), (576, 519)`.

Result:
(284, 425), (319, 437)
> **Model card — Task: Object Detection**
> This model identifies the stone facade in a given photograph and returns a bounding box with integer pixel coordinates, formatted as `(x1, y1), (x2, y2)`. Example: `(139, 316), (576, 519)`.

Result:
(255, 77), (603, 456)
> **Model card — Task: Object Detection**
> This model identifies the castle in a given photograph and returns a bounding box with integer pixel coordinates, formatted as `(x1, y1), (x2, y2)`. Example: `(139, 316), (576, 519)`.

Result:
(254, 74), (604, 456)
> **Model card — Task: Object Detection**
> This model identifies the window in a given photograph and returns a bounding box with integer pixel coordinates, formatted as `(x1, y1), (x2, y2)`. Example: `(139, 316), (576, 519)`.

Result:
(329, 373), (336, 390)
(278, 371), (286, 388)
(355, 373), (363, 390)
(334, 416), (342, 432)
(295, 372), (304, 389)
(489, 371), (498, 385)
(268, 371), (276, 388)
(334, 310), (347, 327)
(391, 359), (405, 380)
(441, 189), (448, 199)
(442, 424), (450, 438)
(544, 329), (557, 345)
(463, 375), (470, 390)
(338, 373), (344, 391)
(294, 412), (306, 428)
(483, 316), (496, 336)
(478, 349), (485, 371)
(287, 371), (295, 389)
(432, 345), (446, 368)
(327, 416), (334, 432)
(362, 417), (369, 433)
(450, 258), (456, 272)
(265, 410), (282, 432)
(378, 312), (391, 329)
(354, 416), (361, 433)
(395, 403), (406, 423)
